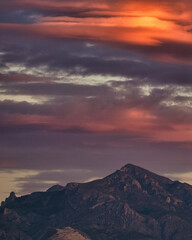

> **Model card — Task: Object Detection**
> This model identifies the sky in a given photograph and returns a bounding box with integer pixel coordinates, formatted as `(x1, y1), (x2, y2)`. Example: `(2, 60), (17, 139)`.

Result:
(0, 0), (192, 201)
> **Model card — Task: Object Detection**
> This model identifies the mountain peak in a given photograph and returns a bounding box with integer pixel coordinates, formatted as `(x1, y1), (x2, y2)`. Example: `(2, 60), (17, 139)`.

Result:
(120, 163), (144, 172)
(119, 163), (159, 174)
(118, 163), (172, 183)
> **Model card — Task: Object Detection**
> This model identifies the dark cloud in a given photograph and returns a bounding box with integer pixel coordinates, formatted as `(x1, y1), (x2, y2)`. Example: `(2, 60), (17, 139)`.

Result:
(1, 82), (110, 96)
(1, 37), (192, 87)
(127, 40), (192, 63)
(0, 9), (40, 24)
(0, 74), (51, 83)
(1, 130), (192, 175)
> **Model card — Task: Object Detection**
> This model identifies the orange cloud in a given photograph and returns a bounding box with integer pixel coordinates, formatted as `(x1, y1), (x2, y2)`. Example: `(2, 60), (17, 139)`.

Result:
(1, 0), (192, 64)
(1, 15), (191, 46)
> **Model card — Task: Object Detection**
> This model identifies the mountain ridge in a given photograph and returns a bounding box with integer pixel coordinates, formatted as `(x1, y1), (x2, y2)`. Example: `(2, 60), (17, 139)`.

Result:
(0, 163), (192, 240)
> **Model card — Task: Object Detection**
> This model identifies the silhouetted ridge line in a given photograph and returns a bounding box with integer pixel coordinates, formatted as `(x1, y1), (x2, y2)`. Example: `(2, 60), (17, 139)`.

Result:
(0, 163), (192, 240)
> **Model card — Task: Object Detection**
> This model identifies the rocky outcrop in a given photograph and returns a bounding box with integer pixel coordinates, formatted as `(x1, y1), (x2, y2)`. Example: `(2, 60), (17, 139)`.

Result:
(40, 227), (91, 240)
(1, 192), (16, 208)
(0, 164), (192, 240)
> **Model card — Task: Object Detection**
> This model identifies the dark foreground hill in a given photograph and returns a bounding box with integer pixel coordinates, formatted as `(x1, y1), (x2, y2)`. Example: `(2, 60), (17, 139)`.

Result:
(0, 164), (192, 240)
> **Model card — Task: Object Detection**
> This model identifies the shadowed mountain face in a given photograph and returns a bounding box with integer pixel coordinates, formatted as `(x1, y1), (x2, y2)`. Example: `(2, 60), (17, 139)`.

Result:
(0, 164), (192, 240)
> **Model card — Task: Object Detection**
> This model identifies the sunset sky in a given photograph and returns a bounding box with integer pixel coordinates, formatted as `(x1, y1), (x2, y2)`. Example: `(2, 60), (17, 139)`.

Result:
(0, 0), (192, 201)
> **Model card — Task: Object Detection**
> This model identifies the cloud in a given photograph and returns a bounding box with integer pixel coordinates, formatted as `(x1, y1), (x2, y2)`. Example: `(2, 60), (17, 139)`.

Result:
(0, 0), (192, 195)
(0, 36), (192, 146)
(1, 35), (192, 87)
(0, 79), (192, 143)
(0, 74), (52, 83)
(1, 82), (110, 96)
(1, 0), (192, 63)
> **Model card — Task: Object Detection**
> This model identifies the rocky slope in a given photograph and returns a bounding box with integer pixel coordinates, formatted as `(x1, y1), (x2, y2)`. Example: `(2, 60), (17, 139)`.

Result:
(40, 227), (91, 240)
(0, 164), (192, 240)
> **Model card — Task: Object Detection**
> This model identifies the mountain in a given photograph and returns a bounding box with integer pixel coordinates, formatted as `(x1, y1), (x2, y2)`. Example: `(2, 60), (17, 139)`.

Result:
(0, 164), (192, 240)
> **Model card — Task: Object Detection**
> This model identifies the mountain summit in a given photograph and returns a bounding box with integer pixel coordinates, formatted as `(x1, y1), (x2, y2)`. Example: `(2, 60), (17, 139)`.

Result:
(0, 164), (192, 240)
